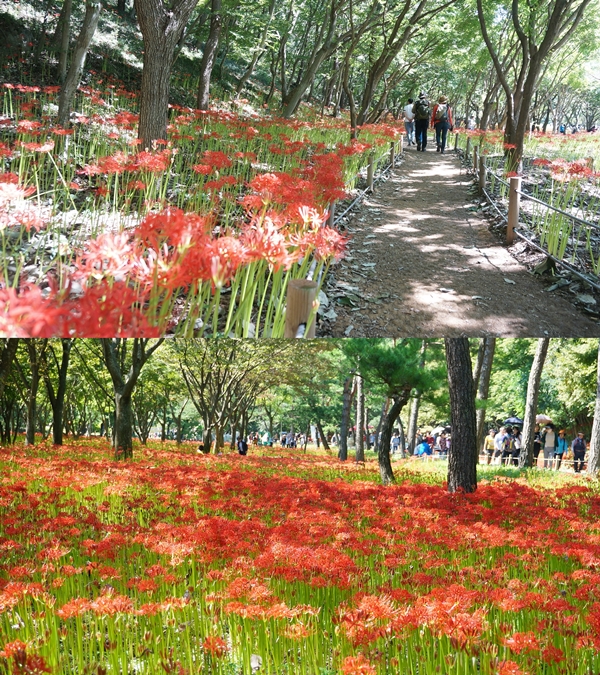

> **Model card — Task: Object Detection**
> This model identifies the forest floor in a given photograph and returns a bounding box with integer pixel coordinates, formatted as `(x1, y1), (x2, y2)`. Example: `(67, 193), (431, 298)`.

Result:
(322, 142), (600, 337)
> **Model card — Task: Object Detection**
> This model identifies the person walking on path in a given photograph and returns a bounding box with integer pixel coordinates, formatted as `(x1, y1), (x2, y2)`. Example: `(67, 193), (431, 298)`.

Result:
(431, 95), (453, 154)
(572, 432), (587, 472)
(403, 98), (415, 145)
(555, 430), (568, 470)
(413, 92), (430, 151)
(511, 428), (522, 466)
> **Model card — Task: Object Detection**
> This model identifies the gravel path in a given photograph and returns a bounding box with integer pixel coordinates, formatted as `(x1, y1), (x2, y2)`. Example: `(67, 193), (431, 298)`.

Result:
(323, 144), (600, 337)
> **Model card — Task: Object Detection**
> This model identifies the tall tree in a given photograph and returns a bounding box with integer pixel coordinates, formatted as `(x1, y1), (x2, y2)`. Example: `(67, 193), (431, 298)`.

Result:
(101, 339), (164, 459)
(445, 338), (478, 493)
(57, 0), (102, 126)
(355, 371), (365, 462)
(134, 0), (199, 147)
(475, 338), (496, 455)
(343, 339), (432, 485)
(338, 374), (355, 461)
(42, 339), (72, 446)
(519, 338), (550, 468)
(0, 339), (19, 401)
(197, 0), (223, 110)
(406, 340), (427, 455)
(477, 0), (593, 170)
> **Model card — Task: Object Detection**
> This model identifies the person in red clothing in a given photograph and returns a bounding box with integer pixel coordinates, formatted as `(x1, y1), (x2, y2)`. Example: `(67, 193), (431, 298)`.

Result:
(430, 95), (453, 154)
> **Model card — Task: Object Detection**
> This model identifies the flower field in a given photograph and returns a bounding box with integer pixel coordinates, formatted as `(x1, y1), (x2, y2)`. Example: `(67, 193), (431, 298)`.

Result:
(2, 441), (600, 674)
(0, 83), (400, 337)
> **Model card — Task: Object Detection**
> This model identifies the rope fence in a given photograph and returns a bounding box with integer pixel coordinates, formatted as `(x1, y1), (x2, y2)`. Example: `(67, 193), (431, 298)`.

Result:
(399, 451), (588, 471)
(457, 135), (600, 294)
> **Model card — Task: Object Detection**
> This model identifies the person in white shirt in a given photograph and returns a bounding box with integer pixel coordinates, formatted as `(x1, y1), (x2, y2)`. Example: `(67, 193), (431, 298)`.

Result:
(403, 98), (415, 146)
(541, 424), (557, 468)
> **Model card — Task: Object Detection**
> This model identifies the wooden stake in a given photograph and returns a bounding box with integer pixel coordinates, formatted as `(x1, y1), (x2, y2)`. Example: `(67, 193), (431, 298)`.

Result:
(367, 152), (375, 192)
(284, 279), (318, 338)
(478, 155), (486, 195)
(507, 175), (522, 245)
(454, 132), (459, 151)
(390, 141), (395, 167)
(465, 136), (471, 163)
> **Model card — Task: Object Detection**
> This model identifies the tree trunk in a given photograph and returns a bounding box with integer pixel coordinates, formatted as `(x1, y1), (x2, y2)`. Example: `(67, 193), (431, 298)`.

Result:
(445, 338), (478, 493)
(134, 0), (198, 147)
(57, 0), (102, 127)
(374, 397), (389, 451)
(398, 416), (406, 457)
(378, 396), (407, 485)
(0, 339), (19, 402)
(355, 373), (364, 462)
(406, 340), (426, 454)
(235, 0), (275, 96)
(114, 391), (134, 459)
(316, 419), (330, 451)
(519, 338), (550, 468)
(196, 0), (222, 110)
(338, 375), (355, 460)
(587, 340), (600, 475)
(25, 341), (45, 446)
(475, 338), (496, 455)
(56, 0), (73, 84)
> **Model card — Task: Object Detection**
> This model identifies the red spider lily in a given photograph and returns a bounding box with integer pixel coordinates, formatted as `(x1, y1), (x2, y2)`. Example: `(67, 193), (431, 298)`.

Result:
(503, 631), (539, 654)
(202, 636), (229, 658)
(340, 654), (377, 675)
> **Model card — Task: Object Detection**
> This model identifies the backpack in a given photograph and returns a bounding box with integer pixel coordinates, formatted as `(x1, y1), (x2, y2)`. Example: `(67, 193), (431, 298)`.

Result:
(414, 99), (430, 120)
(435, 104), (448, 122)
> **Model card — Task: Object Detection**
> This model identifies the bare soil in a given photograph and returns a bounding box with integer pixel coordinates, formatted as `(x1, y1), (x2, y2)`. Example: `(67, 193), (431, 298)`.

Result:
(321, 145), (600, 337)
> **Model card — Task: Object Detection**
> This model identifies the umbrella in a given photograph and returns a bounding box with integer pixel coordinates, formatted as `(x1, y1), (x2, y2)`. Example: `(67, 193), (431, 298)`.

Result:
(536, 414), (552, 424)
(431, 426), (447, 435)
(504, 417), (523, 425)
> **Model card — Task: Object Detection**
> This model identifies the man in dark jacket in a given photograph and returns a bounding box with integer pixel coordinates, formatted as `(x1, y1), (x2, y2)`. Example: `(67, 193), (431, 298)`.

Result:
(412, 92), (430, 151)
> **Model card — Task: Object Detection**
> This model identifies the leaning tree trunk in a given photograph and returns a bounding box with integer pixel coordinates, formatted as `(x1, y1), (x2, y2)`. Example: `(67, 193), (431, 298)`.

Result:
(355, 373), (365, 462)
(445, 338), (478, 493)
(378, 396), (407, 485)
(475, 338), (496, 455)
(338, 375), (355, 460)
(587, 339), (600, 475)
(114, 392), (134, 459)
(406, 395), (420, 455)
(197, 0), (222, 110)
(57, 0), (102, 127)
(316, 420), (330, 451)
(519, 338), (550, 468)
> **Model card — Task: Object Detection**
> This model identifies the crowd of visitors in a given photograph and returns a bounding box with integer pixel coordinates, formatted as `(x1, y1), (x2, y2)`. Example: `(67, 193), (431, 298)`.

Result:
(484, 424), (588, 471)
(403, 92), (453, 153)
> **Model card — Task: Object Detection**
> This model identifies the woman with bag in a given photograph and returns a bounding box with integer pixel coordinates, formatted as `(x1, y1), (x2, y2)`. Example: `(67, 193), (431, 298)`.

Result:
(430, 95), (453, 154)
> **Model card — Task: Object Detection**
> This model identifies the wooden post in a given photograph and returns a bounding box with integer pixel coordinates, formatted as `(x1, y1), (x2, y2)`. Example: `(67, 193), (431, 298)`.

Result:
(586, 156), (594, 170)
(478, 155), (486, 195)
(390, 141), (395, 167)
(398, 135), (403, 155)
(367, 152), (375, 192)
(454, 132), (459, 151)
(506, 175), (521, 245)
(328, 201), (336, 227)
(284, 279), (318, 338)
(473, 146), (479, 177)
(465, 136), (471, 163)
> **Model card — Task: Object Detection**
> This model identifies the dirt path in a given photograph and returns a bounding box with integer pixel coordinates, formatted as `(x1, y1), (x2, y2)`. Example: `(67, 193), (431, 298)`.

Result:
(323, 145), (600, 337)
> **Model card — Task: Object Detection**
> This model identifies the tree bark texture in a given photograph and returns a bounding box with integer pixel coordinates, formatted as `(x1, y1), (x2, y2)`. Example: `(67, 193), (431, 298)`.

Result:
(378, 395), (408, 485)
(134, 0), (199, 147)
(57, 0), (73, 84)
(587, 340), (600, 475)
(519, 338), (550, 468)
(475, 338), (496, 455)
(57, 0), (102, 127)
(0, 339), (19, 401)
(338, 375), (355, 460)
(355, 373), (364, 462)
(197, 0), (223, 110)
(445, 338), (478, 493)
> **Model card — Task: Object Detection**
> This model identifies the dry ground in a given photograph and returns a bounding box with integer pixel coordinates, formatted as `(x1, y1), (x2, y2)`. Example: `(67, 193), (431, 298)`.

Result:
(323, 144), (600, 337)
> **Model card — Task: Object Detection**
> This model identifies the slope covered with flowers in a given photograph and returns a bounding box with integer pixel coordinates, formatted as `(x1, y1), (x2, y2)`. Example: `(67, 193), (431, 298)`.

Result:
(0, 83), (400, 337)
(1, 440), (600, 674)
